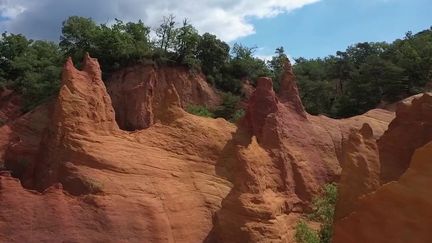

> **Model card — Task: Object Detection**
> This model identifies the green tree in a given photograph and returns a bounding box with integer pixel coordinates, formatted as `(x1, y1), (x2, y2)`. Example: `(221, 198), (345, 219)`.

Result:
(59, 16), (98, 62)
(268, 46), (289, 91)
(196, 32), (230, 81)
(0, 32), (63, 111)
(294, 57), (335, 115)
(229, 43), (271, 83)
(156, 14), (177, 52)
(12, 40), (63, 110)
(0, 32), (33, 83)
(174, 19), (200, 67)
(293, 29), (432, 118)
(60, 16), (152, 71)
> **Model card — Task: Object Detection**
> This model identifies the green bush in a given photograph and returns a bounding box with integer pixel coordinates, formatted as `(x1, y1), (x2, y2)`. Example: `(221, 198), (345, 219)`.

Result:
(309, 183), (337, 243)
(1, 33), (63, 111)
(229, 109), (245, 123)
(295, 220), (320, 243)
(214, 92), (241, 120)
(186, 105), (214, 118)
(186, 98), (245, 123)
(295, 183), (338, 243)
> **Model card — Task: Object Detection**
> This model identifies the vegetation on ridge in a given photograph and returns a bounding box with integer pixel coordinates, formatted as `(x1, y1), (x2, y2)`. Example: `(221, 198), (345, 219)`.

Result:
(0, 15), (431, 117)
(295, 29), (432, 117)
(186, 92), (245, 122)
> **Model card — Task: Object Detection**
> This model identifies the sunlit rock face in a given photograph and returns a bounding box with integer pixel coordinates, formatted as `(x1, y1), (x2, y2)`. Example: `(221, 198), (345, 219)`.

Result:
(0, 54), (397, 243)
(107, 64), (220, 131)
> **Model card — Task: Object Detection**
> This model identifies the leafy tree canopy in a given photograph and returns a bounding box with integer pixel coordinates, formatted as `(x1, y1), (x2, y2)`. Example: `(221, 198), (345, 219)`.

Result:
(1, 16), (431, 120)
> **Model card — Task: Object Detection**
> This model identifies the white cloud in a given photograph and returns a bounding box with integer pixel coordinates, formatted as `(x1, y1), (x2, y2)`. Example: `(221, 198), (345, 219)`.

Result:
(0, 0), (26, 19)
(0, 0), (320, 41)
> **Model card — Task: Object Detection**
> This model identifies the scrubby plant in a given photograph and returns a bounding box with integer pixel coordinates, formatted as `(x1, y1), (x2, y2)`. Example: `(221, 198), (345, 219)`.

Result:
(229, 109), (245, 123)
(214, 92), (241, 120)
(295, 183), (338, 243)
(295, 220), (320, 243)
(186, 105), (214, 118)
(83, 178), (104, 194)
(309, 183), (337, 242)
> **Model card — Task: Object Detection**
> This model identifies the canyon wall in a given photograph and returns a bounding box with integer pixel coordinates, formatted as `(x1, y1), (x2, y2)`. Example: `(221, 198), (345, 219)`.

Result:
(107, 64), (220, 130)
(333, 93), (432, 243)
(0, 55), (402, 242)
(333, 140), (432, 243)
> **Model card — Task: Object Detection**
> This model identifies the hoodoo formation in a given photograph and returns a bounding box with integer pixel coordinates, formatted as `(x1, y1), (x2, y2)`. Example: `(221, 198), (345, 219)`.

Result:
(0, 55), (418, 242)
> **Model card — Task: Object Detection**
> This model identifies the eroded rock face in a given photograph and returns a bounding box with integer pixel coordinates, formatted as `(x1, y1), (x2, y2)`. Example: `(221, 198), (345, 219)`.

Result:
(107, 64), (220, 131)
(278, 60), (306, 118)
(333, 93), (432, 243)
(56, 55), (119, 135)
(334, 123), (380, 220)
(215, 136), (298, 243)
(0, 55), (396, 243)
(0, 54), (237, 242)
(0, 90), (47, 173)
(23, 54), (119, 192)
(378, 93), (432, 184)
(2, 104), (50, 179)
(333, 141), (432, 243)
(245, 75), (392, 203)
(245, 77), (279, 140)
(214, 75), (393, 242)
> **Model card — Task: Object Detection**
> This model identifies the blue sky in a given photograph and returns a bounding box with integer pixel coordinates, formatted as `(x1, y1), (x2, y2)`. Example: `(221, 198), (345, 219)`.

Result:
(240, 0), (432, 59)
(1, 0), (431, 59)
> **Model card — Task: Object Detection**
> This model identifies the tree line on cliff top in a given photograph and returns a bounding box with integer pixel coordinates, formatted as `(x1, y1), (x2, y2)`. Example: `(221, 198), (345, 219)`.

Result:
(1, 15), (431, 118)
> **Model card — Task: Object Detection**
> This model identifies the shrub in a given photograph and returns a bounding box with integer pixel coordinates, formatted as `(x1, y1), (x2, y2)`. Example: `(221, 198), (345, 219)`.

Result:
(186, 105), (214, 118)
(229, 109), (245, 123)
(295, 183), (338, 243)
(214, 92), (241, 120)
(83, 178), (104, 194)
(295, 220), (320, 243)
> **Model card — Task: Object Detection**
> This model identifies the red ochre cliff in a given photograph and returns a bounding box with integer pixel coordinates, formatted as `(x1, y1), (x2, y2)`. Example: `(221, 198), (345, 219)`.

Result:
(107, 64), (220, 130)
(333, 92), (432, 243)
(0, 54), (417, 243)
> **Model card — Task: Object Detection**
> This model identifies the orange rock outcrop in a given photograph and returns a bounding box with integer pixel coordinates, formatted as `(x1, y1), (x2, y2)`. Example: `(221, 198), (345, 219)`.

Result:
(107, 64), (220, 130)
(214, 66), (393, 242)
(334, 123), (380, 220)
(333, 93), (432, 243)
(1, 54), (237, 242)
(0, 55), (398, 242)
(333, 140), (432, 243)
(378, 93), (432, 183)
(278, 60), (306, 118)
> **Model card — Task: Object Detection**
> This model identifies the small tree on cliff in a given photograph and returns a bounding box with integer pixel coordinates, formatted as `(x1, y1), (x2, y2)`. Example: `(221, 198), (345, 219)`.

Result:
(156, 14), (177, 52)
(60, 16), (152, 70)
(60, 16), (98, 62)
(268, 46), (289, 91)
(196, 32), (230, 77)
(173, 18), (200, 67)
